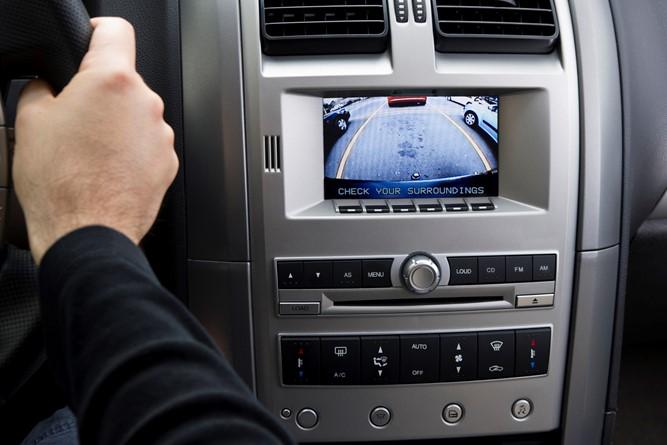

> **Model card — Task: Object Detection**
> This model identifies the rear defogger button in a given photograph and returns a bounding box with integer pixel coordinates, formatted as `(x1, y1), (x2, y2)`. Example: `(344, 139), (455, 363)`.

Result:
(448, 257), (478, 285)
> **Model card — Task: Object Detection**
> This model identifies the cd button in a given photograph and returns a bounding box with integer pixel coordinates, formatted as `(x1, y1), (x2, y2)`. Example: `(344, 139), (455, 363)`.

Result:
(478, 256), (506, 284)
(448, 257), (478, 285)
(303, 261), (333, 288)
(362, 259), (393, 287)
(478, 331), (515, 379)
(333, 260), (362, 288)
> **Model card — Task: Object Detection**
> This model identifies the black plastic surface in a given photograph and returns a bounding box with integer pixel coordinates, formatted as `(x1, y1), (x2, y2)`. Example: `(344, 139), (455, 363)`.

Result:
(431, 0), (559, 54)
(0, 0), (92, 94)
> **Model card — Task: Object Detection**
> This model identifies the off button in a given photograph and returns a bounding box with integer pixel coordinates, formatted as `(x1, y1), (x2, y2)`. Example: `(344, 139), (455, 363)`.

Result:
(448, 257), (478, 285)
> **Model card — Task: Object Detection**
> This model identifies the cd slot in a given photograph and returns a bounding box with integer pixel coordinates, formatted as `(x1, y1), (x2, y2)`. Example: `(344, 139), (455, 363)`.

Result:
(334, 296), (504, 307)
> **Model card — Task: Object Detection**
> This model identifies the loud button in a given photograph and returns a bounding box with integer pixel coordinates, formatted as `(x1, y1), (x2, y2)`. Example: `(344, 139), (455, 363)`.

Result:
(448, 257), (478, 285)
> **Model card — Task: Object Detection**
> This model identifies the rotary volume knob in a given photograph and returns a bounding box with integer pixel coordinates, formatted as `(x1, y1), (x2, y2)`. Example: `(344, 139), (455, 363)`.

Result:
(402, 254), (441, 294)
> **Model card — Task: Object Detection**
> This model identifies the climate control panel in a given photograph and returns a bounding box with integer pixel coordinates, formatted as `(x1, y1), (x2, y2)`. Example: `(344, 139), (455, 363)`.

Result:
(281, 328), (551, 386)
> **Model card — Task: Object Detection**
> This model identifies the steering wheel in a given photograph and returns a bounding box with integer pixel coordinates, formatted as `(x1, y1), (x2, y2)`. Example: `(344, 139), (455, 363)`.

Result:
(0, 0), (92, 414)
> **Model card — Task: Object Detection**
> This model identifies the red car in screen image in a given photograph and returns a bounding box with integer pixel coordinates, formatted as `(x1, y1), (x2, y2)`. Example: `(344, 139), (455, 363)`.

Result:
(387, 95), (428, 107)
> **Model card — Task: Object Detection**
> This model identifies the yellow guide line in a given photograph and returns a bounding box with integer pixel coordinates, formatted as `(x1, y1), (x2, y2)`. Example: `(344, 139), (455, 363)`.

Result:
(336, 104), (385, 179)
(438, 111), (492, 171)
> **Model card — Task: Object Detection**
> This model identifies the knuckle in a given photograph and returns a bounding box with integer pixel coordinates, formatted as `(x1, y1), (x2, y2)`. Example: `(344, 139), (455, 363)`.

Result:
(164, 124), (175, 146)
(150, 92), (165, 118)
(99, 69), (139, 91)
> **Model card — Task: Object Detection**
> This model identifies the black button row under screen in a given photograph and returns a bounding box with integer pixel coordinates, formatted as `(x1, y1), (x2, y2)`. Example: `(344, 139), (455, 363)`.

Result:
(448, 255), (556, 285)
(278, 259), (393, 289)
(281, 328), (550, 385)
(336, 202), (496, 214)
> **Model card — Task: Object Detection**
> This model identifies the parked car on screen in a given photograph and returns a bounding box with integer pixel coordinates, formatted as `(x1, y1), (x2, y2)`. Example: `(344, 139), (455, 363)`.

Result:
(463, 99), (498, 143)
(323, 108), (351, 140)
(387, 96), (427, 107)
(446, 96), (474, 107)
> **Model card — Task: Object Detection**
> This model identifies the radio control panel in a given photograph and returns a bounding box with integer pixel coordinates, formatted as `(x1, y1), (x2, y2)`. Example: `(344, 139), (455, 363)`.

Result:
(277, 254), (556, 291)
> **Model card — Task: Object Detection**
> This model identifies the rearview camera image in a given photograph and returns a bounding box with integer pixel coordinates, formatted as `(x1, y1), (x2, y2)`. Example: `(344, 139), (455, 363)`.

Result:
(323, 96), (499, 199)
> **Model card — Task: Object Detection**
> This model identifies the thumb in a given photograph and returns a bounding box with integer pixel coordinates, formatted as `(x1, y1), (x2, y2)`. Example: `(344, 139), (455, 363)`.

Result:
(17, 80), (55, 118)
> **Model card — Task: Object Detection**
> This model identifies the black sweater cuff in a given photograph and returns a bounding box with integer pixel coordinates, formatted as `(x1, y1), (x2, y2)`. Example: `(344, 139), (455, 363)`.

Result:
(39, 226), (151, 295)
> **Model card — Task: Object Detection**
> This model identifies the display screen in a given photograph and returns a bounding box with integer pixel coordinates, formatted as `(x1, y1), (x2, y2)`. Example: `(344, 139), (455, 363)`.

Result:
(323, 96), (499, 199)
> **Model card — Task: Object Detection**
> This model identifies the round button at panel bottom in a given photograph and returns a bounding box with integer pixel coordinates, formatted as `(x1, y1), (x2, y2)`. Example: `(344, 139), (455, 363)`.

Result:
(512, 399), (532, 420)
(296, 408), (319, 430)
(442, 403), (464, 424)
(369, 406), (392, 428)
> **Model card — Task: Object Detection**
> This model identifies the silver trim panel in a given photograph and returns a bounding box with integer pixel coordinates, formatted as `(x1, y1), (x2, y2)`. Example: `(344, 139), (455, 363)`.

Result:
(188, 260), (256, 391)
(570, 0), (623, 250)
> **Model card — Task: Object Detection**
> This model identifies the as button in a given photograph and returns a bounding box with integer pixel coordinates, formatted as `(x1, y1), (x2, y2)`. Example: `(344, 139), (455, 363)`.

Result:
(333, 260), (362, 288)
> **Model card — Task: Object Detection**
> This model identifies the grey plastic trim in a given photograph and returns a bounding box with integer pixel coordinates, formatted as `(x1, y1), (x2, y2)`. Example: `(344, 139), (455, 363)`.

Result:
(181, 0), (250, 262)
(648, 190), (667, 220)
(569, 0), (622, 251)
(188, 260), (256, 391)
(562, 245), (619, 444)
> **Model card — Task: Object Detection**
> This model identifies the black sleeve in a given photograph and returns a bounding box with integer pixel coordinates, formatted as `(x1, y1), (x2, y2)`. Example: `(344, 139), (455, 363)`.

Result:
(38, 226), (293, 445)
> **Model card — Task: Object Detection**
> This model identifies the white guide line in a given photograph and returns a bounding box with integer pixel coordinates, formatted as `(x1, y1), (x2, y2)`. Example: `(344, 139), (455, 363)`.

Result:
(335, 103), (386, 179)
(437, 110), (492, 172)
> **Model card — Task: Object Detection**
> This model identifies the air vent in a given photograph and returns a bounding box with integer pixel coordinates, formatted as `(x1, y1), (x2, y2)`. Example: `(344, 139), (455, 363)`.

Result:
(260, 0), (389, 56)
(264, 135), (282, 173)
(432, 0), (559, 53)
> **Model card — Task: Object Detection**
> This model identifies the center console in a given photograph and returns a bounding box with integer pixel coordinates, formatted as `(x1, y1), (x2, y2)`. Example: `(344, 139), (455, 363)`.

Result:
(182, 0), (590, 441)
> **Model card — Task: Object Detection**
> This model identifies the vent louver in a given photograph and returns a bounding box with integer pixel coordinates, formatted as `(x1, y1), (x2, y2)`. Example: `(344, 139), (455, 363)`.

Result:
(432, 0), (559, 53)
(264, 135), (282, 173)
(260, 0), (389, 55)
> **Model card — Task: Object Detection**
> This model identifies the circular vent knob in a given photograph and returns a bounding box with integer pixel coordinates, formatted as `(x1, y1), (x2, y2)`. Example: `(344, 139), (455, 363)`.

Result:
(402, 254), (441, 294)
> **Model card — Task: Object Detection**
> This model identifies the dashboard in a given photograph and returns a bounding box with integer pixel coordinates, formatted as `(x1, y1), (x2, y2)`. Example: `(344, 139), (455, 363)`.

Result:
(9, 0), (663, 443)
(181, 0), (621, 442)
